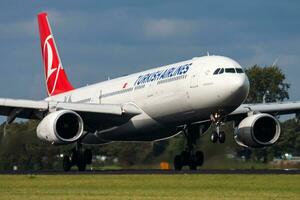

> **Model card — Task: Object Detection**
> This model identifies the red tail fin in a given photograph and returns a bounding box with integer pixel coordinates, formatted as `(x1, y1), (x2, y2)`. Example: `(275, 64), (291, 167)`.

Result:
(37, 12), (74, 96)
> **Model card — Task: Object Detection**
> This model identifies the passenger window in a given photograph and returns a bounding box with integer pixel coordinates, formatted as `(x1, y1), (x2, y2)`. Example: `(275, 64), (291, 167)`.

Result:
(213, 68), (220, 75)
(225, 68), (236, 73)
(236, 68), (244, 73)
(219, 68), (224, 74)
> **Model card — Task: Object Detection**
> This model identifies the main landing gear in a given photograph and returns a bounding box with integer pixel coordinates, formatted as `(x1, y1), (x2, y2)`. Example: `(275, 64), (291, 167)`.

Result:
(173, 125), (204, 170)
(210, 112), (226, 144)
(62, 143), (92, 172)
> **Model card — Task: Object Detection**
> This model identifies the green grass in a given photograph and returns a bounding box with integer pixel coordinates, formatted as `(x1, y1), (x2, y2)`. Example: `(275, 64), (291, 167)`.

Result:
(0, 174), (299, 200)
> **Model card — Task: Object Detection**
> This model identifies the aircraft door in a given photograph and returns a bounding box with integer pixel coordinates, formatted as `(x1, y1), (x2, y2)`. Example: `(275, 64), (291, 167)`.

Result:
(190, 74), (198, 88)
(187, 62), (206, 110)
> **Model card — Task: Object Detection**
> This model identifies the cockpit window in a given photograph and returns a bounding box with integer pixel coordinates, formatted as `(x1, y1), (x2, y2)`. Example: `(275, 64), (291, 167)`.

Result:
(214, 68), (242, 75)
(236, 68), (244, 73)
(219, 68), (224, 74)
(213, 68), (220, 75)
(225, 68), (236, 73)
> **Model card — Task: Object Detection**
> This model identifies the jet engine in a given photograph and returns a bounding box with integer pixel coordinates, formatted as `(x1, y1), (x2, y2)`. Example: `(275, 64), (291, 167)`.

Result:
(37, 110), (84, 144)
(234, 113), (280, 148)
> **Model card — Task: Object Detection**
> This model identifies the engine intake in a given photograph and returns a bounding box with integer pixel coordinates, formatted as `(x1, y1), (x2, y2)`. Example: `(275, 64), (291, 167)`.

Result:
(37, 110), (84, 144)
(235, 113), (280, 148)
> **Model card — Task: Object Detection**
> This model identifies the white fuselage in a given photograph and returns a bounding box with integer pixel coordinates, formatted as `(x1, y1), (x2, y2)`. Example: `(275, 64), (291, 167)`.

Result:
(46, 55), (250, 144)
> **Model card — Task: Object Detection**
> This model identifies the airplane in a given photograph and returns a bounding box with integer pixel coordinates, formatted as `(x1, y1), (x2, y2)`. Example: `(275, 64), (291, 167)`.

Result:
(1, 12), (300, 171)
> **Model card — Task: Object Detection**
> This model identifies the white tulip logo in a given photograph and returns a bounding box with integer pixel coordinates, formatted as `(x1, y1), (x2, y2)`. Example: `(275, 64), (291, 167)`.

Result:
(43, 35), (58, 81)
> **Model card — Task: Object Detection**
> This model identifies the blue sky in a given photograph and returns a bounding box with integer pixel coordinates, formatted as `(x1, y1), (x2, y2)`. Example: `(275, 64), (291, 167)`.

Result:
(0, 0), (300, 100)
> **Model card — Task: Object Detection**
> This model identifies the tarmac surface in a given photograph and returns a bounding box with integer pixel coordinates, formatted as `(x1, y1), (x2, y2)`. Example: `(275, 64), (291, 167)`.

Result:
(1, 169), (300, 175)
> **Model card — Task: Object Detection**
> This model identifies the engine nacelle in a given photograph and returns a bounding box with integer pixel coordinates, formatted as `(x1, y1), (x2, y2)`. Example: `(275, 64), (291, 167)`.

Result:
(235, 113), (281, 148)
(37, 110), (84, 144)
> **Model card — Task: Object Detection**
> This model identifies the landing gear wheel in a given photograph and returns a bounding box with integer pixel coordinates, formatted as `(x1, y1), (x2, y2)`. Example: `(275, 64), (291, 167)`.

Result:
(195, 151), (204, 166)
(63, 155), (72, 172)
(84, 149), (93, 164)
(181, 151), (190, 165)
(189, 161), (197, 170)
(63, 144), (93, 172)
(219, 131), (225, 143)
(76, 149), (87, 171)
(173, 125), (206, 171)
(174, 155), (183, 171)
(77, 161), (86, 171)
(211, 131), (218, 143)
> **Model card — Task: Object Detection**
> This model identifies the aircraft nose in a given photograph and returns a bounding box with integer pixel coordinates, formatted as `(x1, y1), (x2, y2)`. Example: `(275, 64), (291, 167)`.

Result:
(231, 74), (250, 103)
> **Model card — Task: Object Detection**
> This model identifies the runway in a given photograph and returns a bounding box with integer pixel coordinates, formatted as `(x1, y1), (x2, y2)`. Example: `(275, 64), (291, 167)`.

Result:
(1, 169), (300, 175)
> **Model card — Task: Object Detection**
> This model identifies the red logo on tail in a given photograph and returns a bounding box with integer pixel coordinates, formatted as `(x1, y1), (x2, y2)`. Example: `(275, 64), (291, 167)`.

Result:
(38, 13), (74, 96)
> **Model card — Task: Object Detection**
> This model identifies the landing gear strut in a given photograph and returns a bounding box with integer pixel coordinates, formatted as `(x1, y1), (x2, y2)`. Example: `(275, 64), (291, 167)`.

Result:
(173, 125), (204, 170)
(63, 143), (92, 172)
(210, 112), (226, 144)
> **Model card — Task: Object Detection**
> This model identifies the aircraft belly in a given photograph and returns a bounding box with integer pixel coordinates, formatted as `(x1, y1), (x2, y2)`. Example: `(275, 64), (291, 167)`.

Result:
(96, 112), (176, 142)
(81, 134), (111, 145)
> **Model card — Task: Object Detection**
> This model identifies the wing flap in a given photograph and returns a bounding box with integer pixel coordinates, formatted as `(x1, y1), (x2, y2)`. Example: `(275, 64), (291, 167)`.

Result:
(56, 102), (123, 115)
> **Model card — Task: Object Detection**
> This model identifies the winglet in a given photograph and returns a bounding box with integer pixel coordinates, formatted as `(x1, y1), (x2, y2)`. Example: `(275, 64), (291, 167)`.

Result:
(37, 12), (74, 96)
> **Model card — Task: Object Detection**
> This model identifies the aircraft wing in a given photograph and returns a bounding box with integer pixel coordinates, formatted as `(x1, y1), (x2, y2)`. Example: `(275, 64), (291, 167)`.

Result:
(0, 98), (141, 126)
(0, 98), (48, 123)
(56, 102), (141, 129)
(228, 101), (300, 121)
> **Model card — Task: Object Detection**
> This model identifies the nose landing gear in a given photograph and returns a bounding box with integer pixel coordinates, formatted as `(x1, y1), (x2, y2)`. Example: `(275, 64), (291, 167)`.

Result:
(210, 112), (226, 144)
(210, 127), (226, 143)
